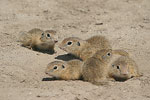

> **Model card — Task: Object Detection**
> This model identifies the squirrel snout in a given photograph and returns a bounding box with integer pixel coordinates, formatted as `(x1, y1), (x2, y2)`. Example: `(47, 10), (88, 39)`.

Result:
(122, 71), (129, 76)
(45, 71), (49, 75)
(54, 40), (58, 43)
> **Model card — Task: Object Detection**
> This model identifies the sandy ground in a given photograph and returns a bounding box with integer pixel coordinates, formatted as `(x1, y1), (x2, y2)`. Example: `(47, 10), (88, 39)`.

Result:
(0, 0), (150, 100)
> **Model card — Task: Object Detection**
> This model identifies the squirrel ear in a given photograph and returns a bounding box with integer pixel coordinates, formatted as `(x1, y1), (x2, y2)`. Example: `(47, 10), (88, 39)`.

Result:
(77, 42), (80, 46)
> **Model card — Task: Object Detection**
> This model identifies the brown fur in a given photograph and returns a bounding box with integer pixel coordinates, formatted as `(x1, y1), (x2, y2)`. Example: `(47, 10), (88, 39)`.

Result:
(82, 49), (112, 85)
(59, 35), (111, 61)
(86, 35), (111, 50)
(82, 49), (131, 85)
(45, 60), (83, 80)
(109, 56), (142, 81)
(112, 49), (129, 57)
(19, 28), (57, 52)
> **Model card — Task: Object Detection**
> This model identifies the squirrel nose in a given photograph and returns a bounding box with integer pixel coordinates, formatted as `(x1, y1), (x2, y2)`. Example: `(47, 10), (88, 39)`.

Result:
(122, 71), (129, 76)
(122, 73), (128, 76)
(45, 72), (49, 74)
(54, 40), (58, 43)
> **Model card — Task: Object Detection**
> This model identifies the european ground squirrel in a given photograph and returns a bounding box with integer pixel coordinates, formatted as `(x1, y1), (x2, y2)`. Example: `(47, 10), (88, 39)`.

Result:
(19, 28), (58, 53)
(82, 49), (113, 85)
(45, 60), (83, 80)
(109, 56), (142, 81)
(59, 35), (111, 61)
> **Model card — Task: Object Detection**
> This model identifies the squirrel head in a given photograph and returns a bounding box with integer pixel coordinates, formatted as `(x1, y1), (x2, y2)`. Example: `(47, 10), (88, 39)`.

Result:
(93, 49), (112, 63)
(40, 30), (58, 44)
(109, 56), (141, 81)
(59, 37), (87, 55)
(45, 61), (69, 79)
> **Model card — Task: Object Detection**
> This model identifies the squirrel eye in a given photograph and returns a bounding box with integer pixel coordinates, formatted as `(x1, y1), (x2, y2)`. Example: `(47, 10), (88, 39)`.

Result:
(47, 33), (50, 37)
(107, 52), (111, 56)
(53, 66), (57, 70)
(67, 41), (72, 45)
(62, 65), (65, 68)
(117, 66), (120, 69)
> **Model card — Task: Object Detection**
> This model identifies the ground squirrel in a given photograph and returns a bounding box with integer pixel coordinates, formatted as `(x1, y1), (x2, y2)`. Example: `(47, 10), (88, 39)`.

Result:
(19, 28), (58, 53)
(109, 56), (142, 81)
(59, 35), (111, 61)
(82, 49), (113, 85)
(45, 60), (83, 80)
(82, 49), (130, 85)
